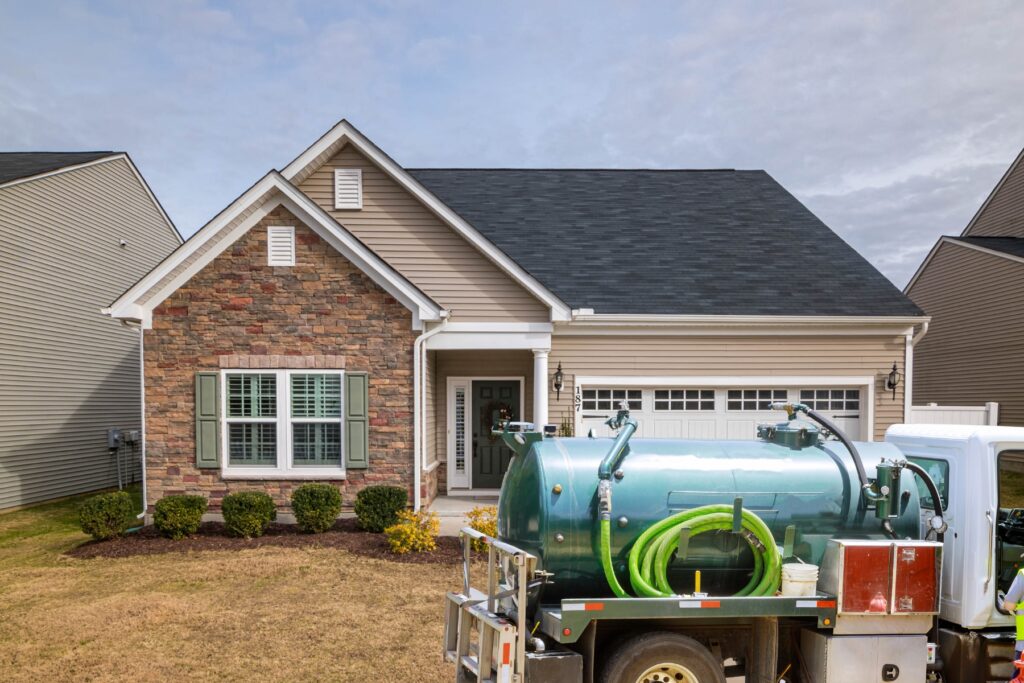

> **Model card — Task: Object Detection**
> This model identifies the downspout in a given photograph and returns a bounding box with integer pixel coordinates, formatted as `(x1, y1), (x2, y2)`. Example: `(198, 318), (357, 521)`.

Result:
(413, 314), (449, 511)
(904, 321), (929, 423)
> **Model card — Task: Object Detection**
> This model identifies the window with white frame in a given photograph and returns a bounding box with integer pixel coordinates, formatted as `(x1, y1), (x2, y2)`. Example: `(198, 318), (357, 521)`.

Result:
(654, 389), (715, 411)
(727, 388), (787, 411)
(223, 370), (344, 474)
(581, 388), (642, 412)
(799, 388), (860, 412)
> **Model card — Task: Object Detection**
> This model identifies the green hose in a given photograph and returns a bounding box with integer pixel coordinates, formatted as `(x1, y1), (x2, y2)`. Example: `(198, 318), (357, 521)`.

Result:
(600, 504), (782, 598)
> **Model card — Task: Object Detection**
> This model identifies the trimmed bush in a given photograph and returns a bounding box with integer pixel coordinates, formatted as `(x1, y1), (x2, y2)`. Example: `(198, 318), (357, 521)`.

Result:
(221, 491), (277, 538)
(384, 510), (439, 554)
(79, 491), (134, 541)
(291, 484), (342, 534)
(354, 485), (407, 532)
(465, 505), (498, 552)
(154, 495), (208, 539)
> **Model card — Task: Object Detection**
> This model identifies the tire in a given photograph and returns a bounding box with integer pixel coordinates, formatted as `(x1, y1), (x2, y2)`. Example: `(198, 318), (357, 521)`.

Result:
(598, 631), (726, 683)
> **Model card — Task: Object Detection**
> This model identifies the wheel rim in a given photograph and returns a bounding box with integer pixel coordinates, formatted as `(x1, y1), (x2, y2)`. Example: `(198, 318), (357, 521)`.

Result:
(635, 662), (700, 683)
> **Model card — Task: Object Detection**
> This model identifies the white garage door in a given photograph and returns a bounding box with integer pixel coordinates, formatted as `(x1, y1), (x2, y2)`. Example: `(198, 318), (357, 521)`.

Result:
(578, 386), (862, 441)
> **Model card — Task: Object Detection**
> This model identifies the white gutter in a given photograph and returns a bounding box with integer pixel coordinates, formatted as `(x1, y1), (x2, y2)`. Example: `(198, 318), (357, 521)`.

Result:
(413, 315), (449, 511)
(904, 321), (930, 422)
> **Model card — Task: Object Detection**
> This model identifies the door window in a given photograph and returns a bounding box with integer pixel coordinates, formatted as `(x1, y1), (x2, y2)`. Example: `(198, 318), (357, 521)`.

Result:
(996, 450), (1024, 597)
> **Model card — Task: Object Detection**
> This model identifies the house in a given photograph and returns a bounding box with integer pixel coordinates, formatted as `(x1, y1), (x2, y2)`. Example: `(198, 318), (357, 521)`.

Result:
(105, 120), (926, 512)
(0, 152), (181, 510)
(906, 147), (1024, 426)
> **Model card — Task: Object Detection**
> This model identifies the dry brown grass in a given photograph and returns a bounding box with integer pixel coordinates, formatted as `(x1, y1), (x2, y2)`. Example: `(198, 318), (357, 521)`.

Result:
(0, 495), (458, 682)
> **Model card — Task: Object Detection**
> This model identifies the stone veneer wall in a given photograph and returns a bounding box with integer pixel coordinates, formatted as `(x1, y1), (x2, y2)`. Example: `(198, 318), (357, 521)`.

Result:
(144, 206), (418, 510)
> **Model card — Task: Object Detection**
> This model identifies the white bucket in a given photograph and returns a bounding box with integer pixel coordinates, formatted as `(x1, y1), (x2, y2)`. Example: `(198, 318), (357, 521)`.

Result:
(781, 562), (819, 597)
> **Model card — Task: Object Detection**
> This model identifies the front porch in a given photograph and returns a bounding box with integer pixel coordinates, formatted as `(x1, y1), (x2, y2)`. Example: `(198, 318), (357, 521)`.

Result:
(428, 493), (500, 536)
(420, 323), (553, 502)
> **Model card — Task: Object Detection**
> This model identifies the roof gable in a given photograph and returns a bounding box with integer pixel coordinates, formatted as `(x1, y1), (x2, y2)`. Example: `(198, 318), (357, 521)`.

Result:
(961, 146), (1024, 238)
(410, 168), (922, 317)
(0, 151), (115, 186)
(105, 172), (442, 329)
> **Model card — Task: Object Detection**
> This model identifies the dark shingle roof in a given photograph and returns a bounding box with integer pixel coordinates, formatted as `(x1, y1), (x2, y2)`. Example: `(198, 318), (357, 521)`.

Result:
(950, 236), (1024, 259)
(408, 168), (922, 317)
(0, 152), (115, 185)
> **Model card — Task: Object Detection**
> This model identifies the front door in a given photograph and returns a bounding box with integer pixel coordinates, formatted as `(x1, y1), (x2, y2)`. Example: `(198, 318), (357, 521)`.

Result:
(471, 380), (520, 489)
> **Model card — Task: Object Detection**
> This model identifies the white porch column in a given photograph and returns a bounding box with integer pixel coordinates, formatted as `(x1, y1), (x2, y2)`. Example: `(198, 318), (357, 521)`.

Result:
(532, 348), (549, 428)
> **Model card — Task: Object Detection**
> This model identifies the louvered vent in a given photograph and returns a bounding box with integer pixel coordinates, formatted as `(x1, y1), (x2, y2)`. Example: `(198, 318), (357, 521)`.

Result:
(267, 226), (295, 266)
(334, 168), (363, 209)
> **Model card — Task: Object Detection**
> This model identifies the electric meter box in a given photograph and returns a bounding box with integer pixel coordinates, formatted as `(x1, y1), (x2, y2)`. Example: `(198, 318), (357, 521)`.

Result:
(818, 539), (941, 635)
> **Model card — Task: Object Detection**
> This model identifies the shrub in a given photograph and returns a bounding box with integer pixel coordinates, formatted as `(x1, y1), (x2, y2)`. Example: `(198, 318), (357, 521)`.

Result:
(465, 505), (498, 552)
(291, 484), (342, 534)
(354, 485), (408, 532)
(79, 491), (134, 541)
(384, 510), (439, 554)
(153, 495), (208, 539)
(221, 491), (277, 538)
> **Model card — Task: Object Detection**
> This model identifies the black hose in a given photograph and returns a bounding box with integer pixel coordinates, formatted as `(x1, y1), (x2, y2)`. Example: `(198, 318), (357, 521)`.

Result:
(805, 408), (876, 498)
(902, 460), (946, 543)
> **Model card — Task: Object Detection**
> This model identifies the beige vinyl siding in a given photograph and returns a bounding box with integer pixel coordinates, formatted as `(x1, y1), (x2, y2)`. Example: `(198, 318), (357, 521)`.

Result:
(298, 145), (549, 322)
(0, 158), (180, 509)
(425, 350), (437, 465)
(547, 334), (906, 441)
(908, 242), (1024, 426)
(965, 153), (1024, 237)
(434, 350), (534, 480)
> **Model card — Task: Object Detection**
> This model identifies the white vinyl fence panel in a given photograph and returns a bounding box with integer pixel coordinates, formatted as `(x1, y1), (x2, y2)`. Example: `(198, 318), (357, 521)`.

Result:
(909, 402), (999, 426)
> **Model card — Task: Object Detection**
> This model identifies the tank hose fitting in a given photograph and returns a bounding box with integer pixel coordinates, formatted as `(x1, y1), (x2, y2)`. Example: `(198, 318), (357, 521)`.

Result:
(600, 504), (782, 598)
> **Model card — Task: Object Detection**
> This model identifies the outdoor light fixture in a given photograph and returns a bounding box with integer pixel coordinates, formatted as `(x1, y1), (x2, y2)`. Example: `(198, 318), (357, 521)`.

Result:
(553, 362), (564, 400)
(885, 362), (902, 400)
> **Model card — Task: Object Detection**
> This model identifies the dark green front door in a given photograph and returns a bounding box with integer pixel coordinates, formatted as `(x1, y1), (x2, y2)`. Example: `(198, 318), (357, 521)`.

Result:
(471, 380), (520, 489)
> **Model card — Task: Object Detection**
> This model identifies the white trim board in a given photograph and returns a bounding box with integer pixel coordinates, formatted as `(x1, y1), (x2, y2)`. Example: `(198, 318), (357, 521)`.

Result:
(445, 376), (525, 491)
(280, 119), (571, 322)
(905, 236), (1024, 293)
(104, 171), (443, 330)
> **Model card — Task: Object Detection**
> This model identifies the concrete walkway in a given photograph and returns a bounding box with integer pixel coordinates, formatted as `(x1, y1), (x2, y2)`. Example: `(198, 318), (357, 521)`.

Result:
(428, 495), (498, 536)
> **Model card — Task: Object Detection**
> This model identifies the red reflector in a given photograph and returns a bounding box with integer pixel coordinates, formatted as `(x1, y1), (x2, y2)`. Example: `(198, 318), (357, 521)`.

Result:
(817, 600), (836, 609)
(502, 642), (511, 665)
(562, 628), (572, 636)
(701, 601), (721, 608)
(584, 602), (605, 611)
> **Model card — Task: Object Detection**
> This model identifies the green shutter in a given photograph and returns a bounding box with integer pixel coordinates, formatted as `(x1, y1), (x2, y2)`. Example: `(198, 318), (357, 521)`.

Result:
(345, 372), (369, 469)
(195, 372), (220, 468)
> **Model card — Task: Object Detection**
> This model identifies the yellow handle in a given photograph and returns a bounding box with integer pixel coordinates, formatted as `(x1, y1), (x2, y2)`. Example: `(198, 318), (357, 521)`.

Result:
(695, 570), (701, 594)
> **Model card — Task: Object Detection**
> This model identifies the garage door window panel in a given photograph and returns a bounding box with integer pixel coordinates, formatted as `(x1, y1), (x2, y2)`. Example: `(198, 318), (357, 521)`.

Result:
(654, 389), (715, 412)
(800, 389), (860, 411)
(727, 389), (787, 411)
(581, 388), (642, 411)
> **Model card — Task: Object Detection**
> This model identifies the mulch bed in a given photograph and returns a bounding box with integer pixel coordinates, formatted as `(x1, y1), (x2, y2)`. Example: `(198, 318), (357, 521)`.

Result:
(66, 517), (466, 564)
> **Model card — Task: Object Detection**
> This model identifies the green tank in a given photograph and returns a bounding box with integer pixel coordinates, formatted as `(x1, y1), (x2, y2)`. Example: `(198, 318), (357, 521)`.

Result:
(497, 433), (921, 602)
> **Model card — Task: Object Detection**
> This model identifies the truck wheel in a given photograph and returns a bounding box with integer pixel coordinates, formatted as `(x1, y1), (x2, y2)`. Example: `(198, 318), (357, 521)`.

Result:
(598, 631), (726, 683)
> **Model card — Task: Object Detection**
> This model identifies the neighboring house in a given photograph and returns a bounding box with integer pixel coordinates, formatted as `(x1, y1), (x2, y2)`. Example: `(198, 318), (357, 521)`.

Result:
(0, 152), (181, 510)
(906, 147), (1024, 426)
(105, 120), (926, 512)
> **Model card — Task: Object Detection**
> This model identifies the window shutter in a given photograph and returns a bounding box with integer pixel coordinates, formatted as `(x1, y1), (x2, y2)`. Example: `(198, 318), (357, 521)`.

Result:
(344, 372), (369, 469)
(333, 168), (363, 210)
(195, 372), (220, 468)
(267, 226), (295, 266)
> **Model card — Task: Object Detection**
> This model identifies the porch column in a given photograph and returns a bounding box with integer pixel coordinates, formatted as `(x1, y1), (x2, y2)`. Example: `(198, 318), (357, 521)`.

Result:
(532, 348), (549, 428)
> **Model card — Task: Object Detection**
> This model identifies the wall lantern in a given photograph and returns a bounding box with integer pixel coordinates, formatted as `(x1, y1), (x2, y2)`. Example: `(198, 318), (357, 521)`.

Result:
(552, 362), (565, 401)
(885, 362), (902, 400)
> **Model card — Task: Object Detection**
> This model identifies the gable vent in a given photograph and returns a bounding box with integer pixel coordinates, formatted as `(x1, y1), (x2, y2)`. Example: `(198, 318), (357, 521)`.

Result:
(334, 168), (363, 210)
(267, 226), (295, 266)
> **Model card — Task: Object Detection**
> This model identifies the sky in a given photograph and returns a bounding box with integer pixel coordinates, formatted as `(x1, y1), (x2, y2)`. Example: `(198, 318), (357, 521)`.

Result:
(2, 1), (1023, 288)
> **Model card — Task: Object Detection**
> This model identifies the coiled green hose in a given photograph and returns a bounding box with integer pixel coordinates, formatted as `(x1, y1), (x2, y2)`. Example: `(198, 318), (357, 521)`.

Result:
(600, 504), (782, 598)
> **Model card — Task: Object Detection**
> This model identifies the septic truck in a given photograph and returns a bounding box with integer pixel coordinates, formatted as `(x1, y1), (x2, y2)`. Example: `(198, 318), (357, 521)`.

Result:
(442, 403), (1024, 683)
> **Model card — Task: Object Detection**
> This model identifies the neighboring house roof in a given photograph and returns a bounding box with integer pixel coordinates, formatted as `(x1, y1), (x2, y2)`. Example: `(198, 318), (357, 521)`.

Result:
(0, 151), (115, 185)
(949, 236), (1024, 259)
(408, 168), (922, 317)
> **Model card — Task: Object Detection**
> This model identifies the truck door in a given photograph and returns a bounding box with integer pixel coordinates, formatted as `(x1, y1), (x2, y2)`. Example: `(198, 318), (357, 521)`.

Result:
(908, 455), (954, 608)
(996, 449), (1024, 604)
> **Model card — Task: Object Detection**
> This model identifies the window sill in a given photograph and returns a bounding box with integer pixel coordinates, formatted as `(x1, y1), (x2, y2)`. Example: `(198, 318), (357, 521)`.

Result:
(221, 470), (347, 480)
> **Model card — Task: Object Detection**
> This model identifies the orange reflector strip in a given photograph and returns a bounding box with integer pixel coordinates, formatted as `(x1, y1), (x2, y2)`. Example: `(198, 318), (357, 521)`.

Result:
(502, 642), (511, 665)
(701, 600), (721, 608)
(584, 602), (605, 611)
(817, 600), (836, 609)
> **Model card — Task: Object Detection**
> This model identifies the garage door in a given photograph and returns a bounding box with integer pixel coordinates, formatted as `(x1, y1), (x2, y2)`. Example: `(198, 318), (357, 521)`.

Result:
(578, 386), (862, 441)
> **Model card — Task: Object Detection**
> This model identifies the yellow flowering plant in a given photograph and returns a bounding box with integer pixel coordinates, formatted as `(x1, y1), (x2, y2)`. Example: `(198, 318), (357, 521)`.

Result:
(384, 510), (440, 554)
(465, 505), (498, 552)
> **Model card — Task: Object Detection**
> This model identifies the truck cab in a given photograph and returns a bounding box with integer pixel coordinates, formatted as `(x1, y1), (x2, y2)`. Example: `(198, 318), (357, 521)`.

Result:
(886, 424), (1024, 682)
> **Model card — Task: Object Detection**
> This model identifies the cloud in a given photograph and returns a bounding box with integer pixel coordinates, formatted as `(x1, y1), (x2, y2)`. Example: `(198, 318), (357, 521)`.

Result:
(0, 1), (1022, 287)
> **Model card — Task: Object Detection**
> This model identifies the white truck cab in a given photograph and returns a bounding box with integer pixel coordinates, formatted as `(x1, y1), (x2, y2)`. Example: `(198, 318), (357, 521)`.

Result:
(887, 423), (1024, 682)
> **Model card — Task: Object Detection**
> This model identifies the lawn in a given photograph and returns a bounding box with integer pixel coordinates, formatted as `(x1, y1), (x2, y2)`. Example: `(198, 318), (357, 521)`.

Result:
(0, 494), (459, 682)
